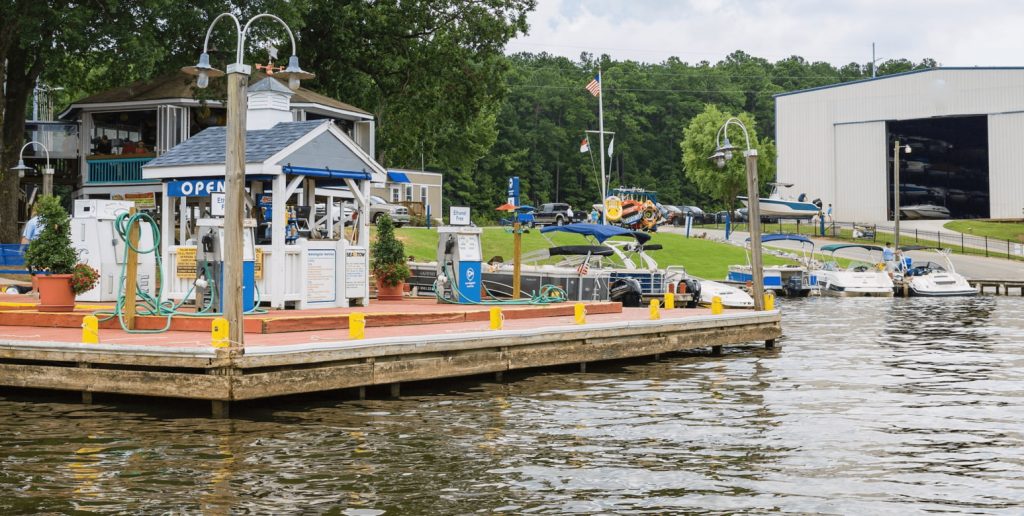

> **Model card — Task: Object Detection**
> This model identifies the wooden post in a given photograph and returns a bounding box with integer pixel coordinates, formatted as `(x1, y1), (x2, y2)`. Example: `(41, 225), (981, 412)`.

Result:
(223, 69), (249, 353)
(123, 207), (141, 330)
(512, 222), (522, 299)
(211, 401), (230, 419)
(765, 339), (776, 349)
(711, 345), (723, 356)
(745, 151), (765, 311)
(390, 383), (401, 398)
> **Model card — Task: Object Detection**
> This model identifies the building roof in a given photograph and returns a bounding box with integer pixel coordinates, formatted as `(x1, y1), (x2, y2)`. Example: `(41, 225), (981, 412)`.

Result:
(249, 77), (294, 95)
(775, 66), (1024, 98)
(59, 71), (370, 117)
(145, 120), (327, 168)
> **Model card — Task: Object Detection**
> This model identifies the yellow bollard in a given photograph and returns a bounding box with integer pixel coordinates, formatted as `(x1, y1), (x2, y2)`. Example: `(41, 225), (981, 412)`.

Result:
(349, 313), (366, 340)
(649, 299), (661, 320)
(711, 296), (724, 315)
(664, 291), (675, 310)
(489, 306), (503, 330)
(211, 317), (229, 348)
(764, 292), (775, 311)
(81, 315), (99, 344)
(574, 303), (586, 325)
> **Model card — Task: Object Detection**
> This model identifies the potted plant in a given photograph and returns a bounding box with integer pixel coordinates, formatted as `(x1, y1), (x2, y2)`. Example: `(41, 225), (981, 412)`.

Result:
(371, 213), (410, 301)
(23, 196), (98, 311)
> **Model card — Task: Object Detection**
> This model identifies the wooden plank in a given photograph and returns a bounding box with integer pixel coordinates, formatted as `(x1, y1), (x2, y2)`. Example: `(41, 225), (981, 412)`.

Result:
(0, 347), (219, 368)
(231, 362), (374, 400)
(0, 363), (230, 400)
(372, 349), (507, 384)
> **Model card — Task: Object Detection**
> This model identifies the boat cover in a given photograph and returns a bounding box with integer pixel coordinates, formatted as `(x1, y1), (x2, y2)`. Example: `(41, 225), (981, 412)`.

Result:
(541, 223), (652, 244)
(820, 243), (884, 252)
(747, 233), (814, 245)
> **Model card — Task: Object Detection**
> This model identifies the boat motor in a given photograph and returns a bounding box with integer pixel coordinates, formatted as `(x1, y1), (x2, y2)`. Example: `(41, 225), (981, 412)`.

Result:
(680, 278), (702, 308)
(609, 277), (643, 307)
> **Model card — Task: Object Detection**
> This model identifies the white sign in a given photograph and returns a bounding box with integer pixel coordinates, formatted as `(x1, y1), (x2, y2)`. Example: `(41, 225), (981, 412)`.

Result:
(346, 247), (368, 297)
(307, 249), (336, 303)
(450, 206), (471, 226)
(457, 234), (482, 262)
(211, 192), (226, 216)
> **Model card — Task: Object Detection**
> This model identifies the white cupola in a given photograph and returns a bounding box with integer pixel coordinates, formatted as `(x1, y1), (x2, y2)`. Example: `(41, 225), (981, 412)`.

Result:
(246, 77), (295, 130)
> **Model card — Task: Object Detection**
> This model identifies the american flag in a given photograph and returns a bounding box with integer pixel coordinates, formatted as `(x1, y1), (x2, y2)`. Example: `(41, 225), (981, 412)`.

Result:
(585, 74), (601, 97)
(577, 253), (592, 276)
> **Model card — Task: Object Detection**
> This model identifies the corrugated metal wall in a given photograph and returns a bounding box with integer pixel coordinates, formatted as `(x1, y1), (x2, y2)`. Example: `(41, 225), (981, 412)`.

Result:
(834, 122), (886, 221)
(776, 68), (1024, 221)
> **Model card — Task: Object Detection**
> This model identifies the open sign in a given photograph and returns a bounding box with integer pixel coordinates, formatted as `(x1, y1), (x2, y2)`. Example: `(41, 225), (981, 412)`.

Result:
(167, 179), (225, 197)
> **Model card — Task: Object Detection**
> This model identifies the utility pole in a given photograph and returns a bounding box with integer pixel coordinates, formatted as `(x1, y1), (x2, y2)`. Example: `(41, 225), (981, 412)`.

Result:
(223, 66), (249, 353)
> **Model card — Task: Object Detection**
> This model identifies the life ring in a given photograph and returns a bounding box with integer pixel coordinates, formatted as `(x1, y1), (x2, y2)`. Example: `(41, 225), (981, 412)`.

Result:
(604, 196), (623, 222)
(640, 201), (660, 229)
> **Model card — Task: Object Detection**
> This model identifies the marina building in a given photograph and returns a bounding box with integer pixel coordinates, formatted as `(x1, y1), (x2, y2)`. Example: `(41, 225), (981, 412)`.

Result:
(775, 67), (1024, 222)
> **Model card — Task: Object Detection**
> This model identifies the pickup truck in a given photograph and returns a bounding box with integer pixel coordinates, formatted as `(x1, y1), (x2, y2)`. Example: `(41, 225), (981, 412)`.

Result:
(531, 203), (583, 227)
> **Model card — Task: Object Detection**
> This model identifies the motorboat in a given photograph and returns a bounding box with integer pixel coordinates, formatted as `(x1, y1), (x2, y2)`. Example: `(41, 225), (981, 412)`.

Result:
(899, 183), (931, 199)
(738, 183), (820, 218)
(900, 204), (951, 220)
(728, 233), (821, 297)
(812, 244), (894, 297)
(896, 247), (976, 297)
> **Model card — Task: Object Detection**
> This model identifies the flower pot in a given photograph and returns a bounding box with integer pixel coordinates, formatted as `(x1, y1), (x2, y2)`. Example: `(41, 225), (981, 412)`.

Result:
(36, 274), (75, 312)
(377, 280), (406, 301)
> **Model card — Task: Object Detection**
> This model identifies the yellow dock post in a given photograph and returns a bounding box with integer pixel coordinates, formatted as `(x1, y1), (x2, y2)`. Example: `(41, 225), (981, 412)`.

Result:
(711, 296), (723, 315)
(211, 318), (229, 348)
(81, 315), (99, 344)
(489, 307), (503, 330)
(649, 299), (661, 320)
(574, 303), (586, 325)
(349, 313), (366, 340)
(664, 291), (675, 310)
(764, 292), (775, 311)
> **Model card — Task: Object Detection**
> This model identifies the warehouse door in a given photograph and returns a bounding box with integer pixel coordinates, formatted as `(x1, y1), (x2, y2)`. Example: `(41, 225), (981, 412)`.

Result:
(834, 121), (887, 221)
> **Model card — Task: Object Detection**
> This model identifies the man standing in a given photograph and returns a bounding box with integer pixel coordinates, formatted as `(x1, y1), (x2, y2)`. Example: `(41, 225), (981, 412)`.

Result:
(21, 206), (41, 245)
(882, 242), (896, 273)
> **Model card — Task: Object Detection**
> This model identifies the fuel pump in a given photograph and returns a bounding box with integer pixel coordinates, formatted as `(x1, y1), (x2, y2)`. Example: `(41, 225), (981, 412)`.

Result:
(436, 226), (483, 303)
(194, 218), (257, 312)
(71, 200), (157, 302)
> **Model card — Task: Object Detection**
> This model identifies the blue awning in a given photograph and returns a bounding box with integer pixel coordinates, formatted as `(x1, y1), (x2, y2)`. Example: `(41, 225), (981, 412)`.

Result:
(282, 166), (371, 180)
(541, 223), (651, 244)
(387, 171), (411, 183)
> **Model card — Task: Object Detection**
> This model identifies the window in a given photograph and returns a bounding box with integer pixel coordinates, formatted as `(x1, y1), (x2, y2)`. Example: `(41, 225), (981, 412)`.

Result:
(405, 185), (413, 202)
(420, 186), (428, 205)
(390, 187), (399, 203)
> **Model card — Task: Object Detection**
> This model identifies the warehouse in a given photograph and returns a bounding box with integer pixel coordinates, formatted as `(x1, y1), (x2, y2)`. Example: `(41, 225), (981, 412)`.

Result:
(775, 67), (1024, 222)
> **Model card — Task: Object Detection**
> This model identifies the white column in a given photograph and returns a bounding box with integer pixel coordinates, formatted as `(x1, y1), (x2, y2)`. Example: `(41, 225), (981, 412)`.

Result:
(271, 173), (286, 309)
(161, 183), (171, 280)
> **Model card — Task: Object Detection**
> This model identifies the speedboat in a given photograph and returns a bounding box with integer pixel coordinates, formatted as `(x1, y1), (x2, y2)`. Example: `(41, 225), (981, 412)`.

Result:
(738, 183), (820, 218)
(896, 247), (976, 297)
(900, 204), (951, 220)
(728, 234), (821, 297)
(812, 244), (894, 297)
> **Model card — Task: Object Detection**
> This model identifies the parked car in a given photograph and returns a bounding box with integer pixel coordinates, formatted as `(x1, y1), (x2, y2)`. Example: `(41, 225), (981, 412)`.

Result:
(369, 195), (410, 227)
(680, 205), (706, 224)
(532, 202), (582, 227)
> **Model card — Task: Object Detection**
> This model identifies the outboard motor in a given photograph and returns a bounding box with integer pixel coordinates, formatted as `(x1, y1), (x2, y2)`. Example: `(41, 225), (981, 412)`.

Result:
(681, 278), (702, 308)
(609, 278), (643, 307)
(812, 198), (823, 209)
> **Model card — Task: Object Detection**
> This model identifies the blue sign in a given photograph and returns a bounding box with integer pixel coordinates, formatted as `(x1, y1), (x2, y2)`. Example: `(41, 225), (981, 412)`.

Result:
(507, 176), (520, 206)
(458, 261), (481, 303)
(167, 178), (225, 197)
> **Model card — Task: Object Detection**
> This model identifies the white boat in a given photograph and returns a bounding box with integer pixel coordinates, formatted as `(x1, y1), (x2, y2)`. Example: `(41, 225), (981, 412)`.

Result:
(812, 244), (894, 297)
(896, 247), (977, 297)
(727, 233), (821, 297)
(900, 204), (951, 220)
(738, 183), (820, 218)
(696, 278), (754, 308)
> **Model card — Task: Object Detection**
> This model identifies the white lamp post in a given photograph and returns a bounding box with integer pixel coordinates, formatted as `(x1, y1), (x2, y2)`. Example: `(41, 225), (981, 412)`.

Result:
(892, 140), (911, 249)
(11, 141), (54, 196)
(710, 118), (765, 311)
(182, 13), (314, 355)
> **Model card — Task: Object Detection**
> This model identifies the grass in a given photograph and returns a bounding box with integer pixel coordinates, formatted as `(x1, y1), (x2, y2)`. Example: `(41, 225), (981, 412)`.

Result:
(944, 220), (1024, 243)
(388, 226), (797, 280)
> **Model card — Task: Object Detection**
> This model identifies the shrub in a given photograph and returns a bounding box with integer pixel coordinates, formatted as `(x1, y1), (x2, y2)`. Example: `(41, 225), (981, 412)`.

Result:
(371, 213), (410, 287)
(23, 195), (77, 275)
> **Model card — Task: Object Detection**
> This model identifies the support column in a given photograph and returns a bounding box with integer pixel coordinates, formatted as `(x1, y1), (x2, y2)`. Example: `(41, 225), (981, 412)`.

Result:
(271, 174), (287, 309)
(211, 401), (230, 419)
(223, 70), (249, 354)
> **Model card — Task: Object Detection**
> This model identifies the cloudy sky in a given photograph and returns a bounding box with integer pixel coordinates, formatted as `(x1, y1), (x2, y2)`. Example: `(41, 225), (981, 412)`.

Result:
(506, 0), (1022, 67)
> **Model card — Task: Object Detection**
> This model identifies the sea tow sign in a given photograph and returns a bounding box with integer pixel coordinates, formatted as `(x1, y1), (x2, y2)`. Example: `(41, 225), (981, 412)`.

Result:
(167, 179), (226, 198)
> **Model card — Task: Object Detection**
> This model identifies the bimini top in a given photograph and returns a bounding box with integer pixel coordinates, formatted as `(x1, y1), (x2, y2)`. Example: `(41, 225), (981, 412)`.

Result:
(748, 233), (814, 245)
(820, 243), (884, 253)
(541, 223), (651, 244)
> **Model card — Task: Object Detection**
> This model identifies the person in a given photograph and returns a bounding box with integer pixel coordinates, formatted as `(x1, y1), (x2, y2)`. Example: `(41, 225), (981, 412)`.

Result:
(826, 203), (833, 222)
(590, 208), (599, 224)
(122, 139), (138, 154)
(20, 206), (41, 245)
(96, 135), (112, 154)
(566, 205), (574, 222)
(882, 242), (896, 273)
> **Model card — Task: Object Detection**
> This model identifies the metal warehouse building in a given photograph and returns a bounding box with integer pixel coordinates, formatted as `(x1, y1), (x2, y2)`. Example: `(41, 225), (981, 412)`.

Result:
(775, 67), (1024, 222)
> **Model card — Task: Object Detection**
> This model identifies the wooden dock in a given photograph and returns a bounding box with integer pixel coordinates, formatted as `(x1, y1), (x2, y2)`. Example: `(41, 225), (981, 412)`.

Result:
(0, 301), (781, 417)
(968, 279), (1024, 295)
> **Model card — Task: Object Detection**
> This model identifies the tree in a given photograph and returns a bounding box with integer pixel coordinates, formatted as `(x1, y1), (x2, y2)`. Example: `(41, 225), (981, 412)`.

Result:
(680, 104), (776, 213)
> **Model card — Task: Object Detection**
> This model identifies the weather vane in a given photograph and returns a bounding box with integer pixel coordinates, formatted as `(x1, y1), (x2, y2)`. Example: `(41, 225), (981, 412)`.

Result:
(255, 45), (284, 75)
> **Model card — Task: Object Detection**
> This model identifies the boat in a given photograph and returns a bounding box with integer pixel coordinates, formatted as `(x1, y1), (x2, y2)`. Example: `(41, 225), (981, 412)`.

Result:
(738, 183), (820, 218)
(900, 204), (951, 220)
(896, 247), (977, 297)
(812, 244), (894, 297)
(727, 234), (821, 297)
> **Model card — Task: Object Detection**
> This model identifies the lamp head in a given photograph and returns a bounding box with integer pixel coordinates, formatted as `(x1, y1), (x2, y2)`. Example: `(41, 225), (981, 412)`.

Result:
(904, 144), (912, 154)
(10, 159), (32, 178)
(181, 52), (225, 89)
(708, 151), (727, 169)
(279, 55), (315, 90)
(717, 136), (738, 161)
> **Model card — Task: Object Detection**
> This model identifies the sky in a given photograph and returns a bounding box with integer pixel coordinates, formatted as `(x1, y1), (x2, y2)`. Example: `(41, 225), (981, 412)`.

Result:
(506, 0), (1024, 67)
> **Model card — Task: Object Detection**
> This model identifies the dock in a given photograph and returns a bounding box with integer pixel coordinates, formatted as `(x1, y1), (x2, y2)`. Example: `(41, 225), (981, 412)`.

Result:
(967, 279), (1024, 295)
(0, 298), (781, 417)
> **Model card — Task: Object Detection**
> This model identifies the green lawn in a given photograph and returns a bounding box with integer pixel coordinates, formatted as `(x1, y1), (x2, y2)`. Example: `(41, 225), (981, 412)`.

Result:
(944, 220), (1024, 243)
(388, 227), (797, 280)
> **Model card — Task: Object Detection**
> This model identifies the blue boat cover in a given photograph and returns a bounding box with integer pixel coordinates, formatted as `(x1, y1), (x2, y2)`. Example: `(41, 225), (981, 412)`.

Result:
(387, 171), (411, 183)
(820, 243), (883, 252)
(541, 223), (651, 244)
(747, 233), (814, 245)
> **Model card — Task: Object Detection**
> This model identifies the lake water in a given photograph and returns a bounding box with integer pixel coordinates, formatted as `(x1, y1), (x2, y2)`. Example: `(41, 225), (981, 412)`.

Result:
(2, 297), (1024, 514)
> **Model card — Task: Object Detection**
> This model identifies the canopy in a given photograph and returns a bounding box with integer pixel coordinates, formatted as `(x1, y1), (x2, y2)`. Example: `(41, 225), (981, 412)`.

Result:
(747, 233), (814, 245)
(899, 245), (939, 252)
(387, 171), (411, 183)
(820, 243), (883, 253)
(541, 223), (651, 244)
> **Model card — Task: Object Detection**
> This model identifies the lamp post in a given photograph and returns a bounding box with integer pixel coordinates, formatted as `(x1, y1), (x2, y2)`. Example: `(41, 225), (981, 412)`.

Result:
(710, 118), (765, 311)
(11, 141), (54, 196)
(892, 140), (911, 249)
(182, 13), (313, 354)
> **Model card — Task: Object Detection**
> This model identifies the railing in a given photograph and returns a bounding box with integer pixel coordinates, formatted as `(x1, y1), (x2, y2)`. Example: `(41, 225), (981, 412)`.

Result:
(0, 244), (27, 274)
(86, 156), (156, 184)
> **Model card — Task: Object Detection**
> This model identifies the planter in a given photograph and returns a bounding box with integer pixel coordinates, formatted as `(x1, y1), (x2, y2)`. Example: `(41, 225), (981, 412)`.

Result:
(376, 280), (406, 301)
(36, 274), (75, 312)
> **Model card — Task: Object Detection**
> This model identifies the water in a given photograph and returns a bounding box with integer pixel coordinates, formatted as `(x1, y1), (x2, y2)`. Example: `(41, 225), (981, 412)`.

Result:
(3, 297), (1024, 514)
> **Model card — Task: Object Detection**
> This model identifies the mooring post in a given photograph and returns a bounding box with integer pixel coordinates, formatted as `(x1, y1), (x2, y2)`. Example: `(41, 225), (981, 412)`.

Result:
(211, 400), (230, 419)
(495, 371), (504, 382)
(79, 363), (92, 404)
(390, 383), (401, 398)
(580, 362), (587, 373)
(358, 386), (366, 400)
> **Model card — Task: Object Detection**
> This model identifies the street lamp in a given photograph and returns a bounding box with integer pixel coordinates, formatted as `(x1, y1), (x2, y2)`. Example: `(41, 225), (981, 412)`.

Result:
(892, 140), (912, 249)
(182, 13), (314, 355)
(10, 141), (54, 196)
(709, 118), (766, 311)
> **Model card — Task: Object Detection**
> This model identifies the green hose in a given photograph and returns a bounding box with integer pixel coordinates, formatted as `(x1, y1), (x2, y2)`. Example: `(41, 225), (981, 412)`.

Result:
(93, 211), (266, 334)
(434, 262), (568, 305)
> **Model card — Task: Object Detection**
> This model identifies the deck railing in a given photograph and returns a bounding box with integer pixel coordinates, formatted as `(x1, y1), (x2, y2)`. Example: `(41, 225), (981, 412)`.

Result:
(85, 156), (156, 184)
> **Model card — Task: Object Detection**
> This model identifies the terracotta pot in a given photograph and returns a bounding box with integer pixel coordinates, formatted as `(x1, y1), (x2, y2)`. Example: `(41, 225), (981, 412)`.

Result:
(36, 274), (75, 312)
(376, 280), (405, 301)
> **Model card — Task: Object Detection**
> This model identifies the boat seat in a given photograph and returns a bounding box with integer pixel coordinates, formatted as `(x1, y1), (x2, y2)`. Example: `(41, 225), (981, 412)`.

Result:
(641, 244), (663, 251)
(547, 245), (614, 257)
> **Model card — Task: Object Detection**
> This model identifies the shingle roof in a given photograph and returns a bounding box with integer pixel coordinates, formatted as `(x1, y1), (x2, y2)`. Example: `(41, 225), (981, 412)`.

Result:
(145, 120), (327, 168)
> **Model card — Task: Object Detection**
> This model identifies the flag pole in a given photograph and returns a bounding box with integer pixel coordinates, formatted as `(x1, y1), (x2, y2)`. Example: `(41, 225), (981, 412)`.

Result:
(597, 65), (607, 225)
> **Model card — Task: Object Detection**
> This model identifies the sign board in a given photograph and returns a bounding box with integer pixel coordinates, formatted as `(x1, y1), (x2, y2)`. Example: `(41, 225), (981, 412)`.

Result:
(176, 246), (197, 279)
(254, 248), (263, 279)
(345, 247), (368, 297)
(211, 192), (226, 216)
(111, 192), (157, 211)
(456, 234), (482, 262)
(306, 249), (336, 303)
(507, 176), (520, 206)
(450, 206), (471, 226)
(167, 178), (225, 197)
(457, 261), (481, 303)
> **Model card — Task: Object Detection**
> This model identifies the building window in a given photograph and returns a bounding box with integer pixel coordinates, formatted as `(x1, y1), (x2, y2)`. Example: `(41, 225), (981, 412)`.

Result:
(390, 187), (400, 203)
(405, 185), (413, 202)
(420, 186), (428, 205)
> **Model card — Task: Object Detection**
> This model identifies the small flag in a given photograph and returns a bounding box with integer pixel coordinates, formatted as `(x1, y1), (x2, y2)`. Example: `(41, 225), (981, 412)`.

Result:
(580, 137), (590, 153)
(585, 74), (601, 96)
(608, 137), (614, 158)
(577, 253), (592, 276)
